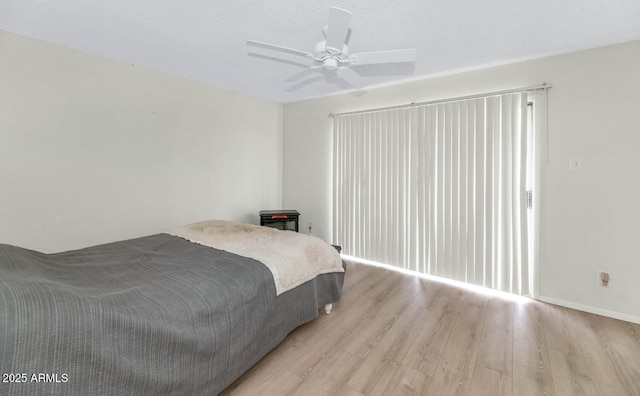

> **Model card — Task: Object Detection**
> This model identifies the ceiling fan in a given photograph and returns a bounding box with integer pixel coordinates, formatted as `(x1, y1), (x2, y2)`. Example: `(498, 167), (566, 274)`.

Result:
(247, 7), (417, 89)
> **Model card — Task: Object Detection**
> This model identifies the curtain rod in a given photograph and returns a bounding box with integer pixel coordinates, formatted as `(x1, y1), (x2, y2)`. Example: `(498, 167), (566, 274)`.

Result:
(328, 83), (552, 118)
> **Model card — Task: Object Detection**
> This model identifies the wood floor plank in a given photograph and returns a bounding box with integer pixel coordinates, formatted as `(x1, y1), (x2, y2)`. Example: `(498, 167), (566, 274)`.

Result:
(403, 276), (447, 311)
(353, 359), (402, 396)
(335, 386), (365, 396)
(627, 321), (640, 345)
(468, 365), (512, 396)
(346, 303), (432, 393)
(220, 368), (302, 396)
(541, 304), (598, 395)
(547, 348), (596, 396)
(381, 364), (429, 395)
(289, 350), (361, 396)
(337, 277), (421, 359)
(599, 315), (640, 394)
(576, 309), (640, 395)
(512, 302), (555, 396)
(400, 297), (460, 375)
(424, 294), (487, 395)
(476, 298), (514, 376)
(383, 301), (437, 365)
(566, 308), (633, 395)
(222, 260), (640, 396)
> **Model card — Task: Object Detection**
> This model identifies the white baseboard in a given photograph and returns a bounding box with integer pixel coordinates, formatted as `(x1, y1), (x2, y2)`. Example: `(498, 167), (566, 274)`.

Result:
(537, 295), (640, 325)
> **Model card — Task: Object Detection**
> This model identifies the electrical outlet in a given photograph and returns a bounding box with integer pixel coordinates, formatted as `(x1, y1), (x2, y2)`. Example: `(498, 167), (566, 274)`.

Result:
(569, 158), (583, 171)
(600, 271), (609, 286)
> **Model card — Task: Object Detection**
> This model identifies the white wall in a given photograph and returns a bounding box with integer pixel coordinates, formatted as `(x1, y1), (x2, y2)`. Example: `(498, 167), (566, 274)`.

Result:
(0, 31), (283, 253)
(282, 40), (640, 323)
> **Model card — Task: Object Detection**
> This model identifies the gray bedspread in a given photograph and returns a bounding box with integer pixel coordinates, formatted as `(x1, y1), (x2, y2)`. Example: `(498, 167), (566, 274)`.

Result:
(0, 233), (344, 395)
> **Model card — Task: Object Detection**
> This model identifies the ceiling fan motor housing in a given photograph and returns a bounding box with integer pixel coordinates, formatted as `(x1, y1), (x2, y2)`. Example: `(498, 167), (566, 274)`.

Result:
(314, 40), (349, 70)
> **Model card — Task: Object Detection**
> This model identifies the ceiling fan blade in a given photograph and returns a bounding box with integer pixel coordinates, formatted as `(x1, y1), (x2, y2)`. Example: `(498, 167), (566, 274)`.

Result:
(325, 7), (352, 52)
(336, 68), (366, 89)
(349, 49), (417, 66)
(248, 53), (310, 69)
(247, 40), (313, 58)
(285, 68), (320, 83)
(286, 76), (325, 92)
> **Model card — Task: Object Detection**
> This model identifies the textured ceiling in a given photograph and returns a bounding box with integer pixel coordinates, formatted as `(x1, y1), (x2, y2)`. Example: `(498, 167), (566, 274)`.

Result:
(1, 0), (640, 104)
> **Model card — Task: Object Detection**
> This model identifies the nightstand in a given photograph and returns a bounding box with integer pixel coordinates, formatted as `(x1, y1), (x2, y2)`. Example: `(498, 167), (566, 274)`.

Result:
(259, 210), (300, 232)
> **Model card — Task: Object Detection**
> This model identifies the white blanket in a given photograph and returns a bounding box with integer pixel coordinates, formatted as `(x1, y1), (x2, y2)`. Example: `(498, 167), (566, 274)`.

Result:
(165, 220), (344, 295)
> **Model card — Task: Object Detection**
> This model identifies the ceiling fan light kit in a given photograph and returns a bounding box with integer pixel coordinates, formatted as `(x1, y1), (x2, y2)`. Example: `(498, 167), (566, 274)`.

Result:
(247, 6), (417, 90)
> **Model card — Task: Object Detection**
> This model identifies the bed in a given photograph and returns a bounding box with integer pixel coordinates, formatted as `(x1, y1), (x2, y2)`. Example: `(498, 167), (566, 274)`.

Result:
(0, 220), (345, 395)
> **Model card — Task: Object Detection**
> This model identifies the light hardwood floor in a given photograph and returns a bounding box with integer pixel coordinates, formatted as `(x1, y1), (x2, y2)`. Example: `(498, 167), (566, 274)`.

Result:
(221, 259), (640, 395)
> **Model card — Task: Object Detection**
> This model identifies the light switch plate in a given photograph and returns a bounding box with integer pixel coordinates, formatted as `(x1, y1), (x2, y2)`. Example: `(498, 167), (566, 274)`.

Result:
(569, 158), (583, 171)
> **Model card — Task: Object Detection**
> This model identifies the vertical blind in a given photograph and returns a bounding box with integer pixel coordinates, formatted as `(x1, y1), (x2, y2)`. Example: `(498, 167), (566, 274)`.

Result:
(333, 92), (532, 295)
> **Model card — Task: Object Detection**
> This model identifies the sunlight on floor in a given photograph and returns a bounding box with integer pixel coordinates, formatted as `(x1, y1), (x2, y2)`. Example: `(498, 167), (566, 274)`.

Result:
(342, 254), (531, 304)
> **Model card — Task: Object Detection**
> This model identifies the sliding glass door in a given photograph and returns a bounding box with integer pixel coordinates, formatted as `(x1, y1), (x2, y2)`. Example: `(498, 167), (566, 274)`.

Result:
(333, 90), (544, 296)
